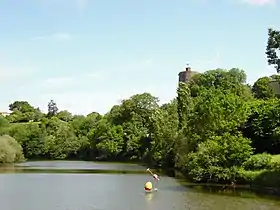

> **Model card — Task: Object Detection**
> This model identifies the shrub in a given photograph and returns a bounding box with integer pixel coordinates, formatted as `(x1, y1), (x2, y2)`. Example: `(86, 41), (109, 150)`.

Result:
(236, 168), (263, 183)
(185, 133), (253, 182)
(0, 135), (25, 163)
(242, 153), (273, 171)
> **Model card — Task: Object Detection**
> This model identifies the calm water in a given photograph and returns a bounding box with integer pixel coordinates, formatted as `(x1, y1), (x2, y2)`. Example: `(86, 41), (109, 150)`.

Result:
(0, 161), (280, 210)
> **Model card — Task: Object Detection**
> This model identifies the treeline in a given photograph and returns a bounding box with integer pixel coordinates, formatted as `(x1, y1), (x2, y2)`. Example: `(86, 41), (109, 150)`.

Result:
(1, 68), (280, 188)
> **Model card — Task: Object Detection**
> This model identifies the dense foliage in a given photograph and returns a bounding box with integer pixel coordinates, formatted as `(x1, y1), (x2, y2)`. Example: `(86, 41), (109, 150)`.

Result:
(1, 67), (280, 188)
(0, 135), (25, 163)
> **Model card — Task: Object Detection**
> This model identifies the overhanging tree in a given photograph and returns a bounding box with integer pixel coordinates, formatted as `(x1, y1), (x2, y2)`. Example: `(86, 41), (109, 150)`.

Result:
(266, 28), (280, 73)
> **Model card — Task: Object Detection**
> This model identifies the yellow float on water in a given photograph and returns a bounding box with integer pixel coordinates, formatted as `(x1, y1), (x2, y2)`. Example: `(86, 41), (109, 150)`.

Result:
(144, 181), (153, 191)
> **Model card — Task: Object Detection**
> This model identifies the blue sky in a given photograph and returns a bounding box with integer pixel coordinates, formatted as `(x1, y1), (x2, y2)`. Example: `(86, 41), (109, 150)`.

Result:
(0, 0), (279, 115)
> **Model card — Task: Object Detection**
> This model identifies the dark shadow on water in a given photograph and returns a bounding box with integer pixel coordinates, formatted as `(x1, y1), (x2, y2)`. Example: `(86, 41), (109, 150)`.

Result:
(163, 168), (280, 201)
(0, 167), (147, 175)
(175, 181), (280, 201)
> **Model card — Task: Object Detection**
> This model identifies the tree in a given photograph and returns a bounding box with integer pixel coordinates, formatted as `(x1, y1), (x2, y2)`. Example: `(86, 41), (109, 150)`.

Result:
(57, 110), (72, 122)
(43, 117), (80, 159)
(9, 101), (34, 113)
(243, 99), (280, 154)
(185, 133), (253, 182)
(190, 88), (249, 138)
(252, 76), (275, 99)
(177, 82), (192, 130)
(146, 100), (179, 167)
(0, 135), (25, 163)
(188, 68), (252, 101)
(47, 100), (58, 117)
(7, 101), (42, 123)
(95, 125), (124, 160)
(266, 28), (280, 73)
(0, 116), (9, 134)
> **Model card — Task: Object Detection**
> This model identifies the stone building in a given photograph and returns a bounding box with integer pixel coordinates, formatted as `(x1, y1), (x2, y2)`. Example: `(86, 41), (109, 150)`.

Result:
(178, 64), (198, 83)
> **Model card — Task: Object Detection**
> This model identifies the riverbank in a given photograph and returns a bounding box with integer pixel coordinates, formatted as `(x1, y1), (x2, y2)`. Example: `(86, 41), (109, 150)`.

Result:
(159, 167), (280, 196)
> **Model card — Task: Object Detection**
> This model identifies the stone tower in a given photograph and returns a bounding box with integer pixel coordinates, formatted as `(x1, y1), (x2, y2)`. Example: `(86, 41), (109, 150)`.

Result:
(178, 64), (196, 83)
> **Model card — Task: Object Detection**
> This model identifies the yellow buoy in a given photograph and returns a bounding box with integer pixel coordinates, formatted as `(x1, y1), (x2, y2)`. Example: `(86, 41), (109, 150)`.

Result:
(144, 181), (153, 191)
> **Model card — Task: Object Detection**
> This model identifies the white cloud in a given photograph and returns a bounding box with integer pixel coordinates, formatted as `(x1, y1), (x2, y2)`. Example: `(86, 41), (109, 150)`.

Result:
(39, 0), (90, 10)
(0, 62), (35, 82)
(41, 77), (74, 89)
(116, 59), (155, 73)
(87, 72), (108, 79)
(32, 33), (72, 41)
(52, 33), (72, 40)
(26, 71), (108, 101)
(40, 71), (107, 89)
(241, 0), (276, 5)
(75, 0), (89, 9)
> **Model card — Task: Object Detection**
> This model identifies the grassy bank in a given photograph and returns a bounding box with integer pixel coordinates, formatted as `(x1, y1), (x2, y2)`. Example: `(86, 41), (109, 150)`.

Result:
(155, 154), (280, 195)
(239, 170), (280, 191)
(237, 155), (280, 190)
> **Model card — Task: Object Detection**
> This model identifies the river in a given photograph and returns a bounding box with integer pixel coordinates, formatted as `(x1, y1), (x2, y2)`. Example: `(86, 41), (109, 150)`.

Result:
(0, 161), (279, 210)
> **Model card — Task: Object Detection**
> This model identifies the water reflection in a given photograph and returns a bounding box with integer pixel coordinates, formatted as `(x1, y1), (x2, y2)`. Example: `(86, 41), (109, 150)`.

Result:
(177, 182), (280, 201)
(144, 192), (155, 202)
(0, 164), (17, 173)
(0, 161), (148, 175)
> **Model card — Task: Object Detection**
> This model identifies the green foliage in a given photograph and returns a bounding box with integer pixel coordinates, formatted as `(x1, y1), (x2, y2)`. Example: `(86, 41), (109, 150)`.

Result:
(96, 125), (124, 159)
(177, 82), (192, 130)
(252, 76), (276, 99)
(266, 28), (280, 73)
(8, 123), (46, 159)
(188, 68), (252, 100)
(47, 100), (58, 118)
(243, 99), (280, 154)
(0, 116), (9, 135)
(190, 88), (249, 138)
(7, 101), (43, 123)
(184, 133), (252, 182)
(57, 110), (72, 122)
(43, 117), (81, 159)
(242, 153), (273, 171)
(237, 169), (280, 189)
(0, 135), (25, 163)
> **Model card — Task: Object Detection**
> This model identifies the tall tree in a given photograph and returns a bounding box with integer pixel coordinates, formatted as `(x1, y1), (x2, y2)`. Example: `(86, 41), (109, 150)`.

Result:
(266, 28), (280, 73)
(177, 82), (192, 130)
(47, 100), (58, 117)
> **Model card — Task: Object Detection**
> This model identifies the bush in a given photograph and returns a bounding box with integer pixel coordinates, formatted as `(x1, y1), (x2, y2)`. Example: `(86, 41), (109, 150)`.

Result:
(236, 168), (263, 183)
(0, 135), (25, 163)
(242, 153), (273, 171)
(185, 133), (253, 182)
(238, 169), (280, 188)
